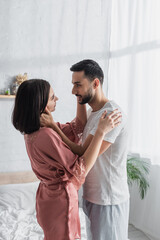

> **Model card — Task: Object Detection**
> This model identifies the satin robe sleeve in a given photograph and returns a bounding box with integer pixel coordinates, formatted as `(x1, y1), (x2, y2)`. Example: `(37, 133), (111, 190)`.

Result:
(56, 117), (84, 143)
(34, 127), (86, 190)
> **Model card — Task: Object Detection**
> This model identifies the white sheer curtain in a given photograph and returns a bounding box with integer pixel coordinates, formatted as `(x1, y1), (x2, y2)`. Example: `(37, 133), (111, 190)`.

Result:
(108, 0), (160, 165)
(108, 1), (160, 239)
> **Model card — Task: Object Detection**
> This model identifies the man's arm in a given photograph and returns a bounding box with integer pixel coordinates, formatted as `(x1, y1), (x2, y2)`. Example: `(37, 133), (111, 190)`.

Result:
(82, 134), (112, 156)
(41, 114), (112, 156)
(76, 98), (87, 126)
(40, 109), (120, 156)
(50, 128), (111, 156)
(40, 107), (85, 156)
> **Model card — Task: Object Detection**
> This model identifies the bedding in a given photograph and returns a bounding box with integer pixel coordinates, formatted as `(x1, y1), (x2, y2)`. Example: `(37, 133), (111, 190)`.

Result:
(0, 181), (87, 240)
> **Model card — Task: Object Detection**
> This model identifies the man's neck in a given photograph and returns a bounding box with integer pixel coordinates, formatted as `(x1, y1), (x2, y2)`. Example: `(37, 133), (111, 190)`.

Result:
(89, 92), (109, 112)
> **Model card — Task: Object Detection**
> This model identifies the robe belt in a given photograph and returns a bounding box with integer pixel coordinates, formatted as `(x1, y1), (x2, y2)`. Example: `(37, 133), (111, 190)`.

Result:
(40, 180), (68, 190)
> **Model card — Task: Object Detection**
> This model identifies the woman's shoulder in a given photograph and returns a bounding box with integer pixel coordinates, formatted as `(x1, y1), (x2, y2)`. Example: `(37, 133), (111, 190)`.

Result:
(38, 127), (57, 138)
(32, 127), (61, 149)
(24, 127), (54, 143)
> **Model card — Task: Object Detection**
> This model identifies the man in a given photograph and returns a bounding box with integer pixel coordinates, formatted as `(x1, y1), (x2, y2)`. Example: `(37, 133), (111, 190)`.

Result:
(70, 59), (129, 240)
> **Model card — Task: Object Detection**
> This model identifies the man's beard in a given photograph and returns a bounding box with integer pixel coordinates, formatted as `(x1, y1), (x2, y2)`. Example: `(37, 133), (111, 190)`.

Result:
(77, 88), (93, 105)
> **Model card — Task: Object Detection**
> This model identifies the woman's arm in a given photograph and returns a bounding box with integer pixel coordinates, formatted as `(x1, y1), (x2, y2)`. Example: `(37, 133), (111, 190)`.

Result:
(40, 108), (121, 158)
(40, 109), (85, 155)
(53, 123), (85, 156)
(81, 110), (120, 175)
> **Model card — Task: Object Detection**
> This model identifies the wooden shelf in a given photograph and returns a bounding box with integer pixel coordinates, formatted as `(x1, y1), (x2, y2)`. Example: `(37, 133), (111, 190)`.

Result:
(0, 95), (15, 99)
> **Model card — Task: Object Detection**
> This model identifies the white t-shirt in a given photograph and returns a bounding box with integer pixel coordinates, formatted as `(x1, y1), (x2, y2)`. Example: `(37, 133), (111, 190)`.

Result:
(82, 100), (130, 205)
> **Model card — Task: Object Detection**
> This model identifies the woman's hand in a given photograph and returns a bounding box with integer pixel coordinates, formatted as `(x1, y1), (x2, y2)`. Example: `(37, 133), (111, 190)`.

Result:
(97, 109), (122, 135)
(40, 108), (57, 130)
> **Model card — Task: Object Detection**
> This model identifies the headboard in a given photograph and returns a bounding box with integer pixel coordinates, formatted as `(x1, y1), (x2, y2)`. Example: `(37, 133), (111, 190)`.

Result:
(0, 171), (38, 185)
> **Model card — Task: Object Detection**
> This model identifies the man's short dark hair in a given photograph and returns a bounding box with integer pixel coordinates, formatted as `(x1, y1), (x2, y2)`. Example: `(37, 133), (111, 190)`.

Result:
(12, 79), (50, 134)
(70, 59), (104, 85)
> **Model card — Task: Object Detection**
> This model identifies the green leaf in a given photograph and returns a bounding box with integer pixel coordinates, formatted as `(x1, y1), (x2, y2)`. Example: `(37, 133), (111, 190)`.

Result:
(127, 157), (150, 199)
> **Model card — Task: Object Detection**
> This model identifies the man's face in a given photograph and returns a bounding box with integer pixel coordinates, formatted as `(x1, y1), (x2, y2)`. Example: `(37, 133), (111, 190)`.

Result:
(72, 71), (94, 104)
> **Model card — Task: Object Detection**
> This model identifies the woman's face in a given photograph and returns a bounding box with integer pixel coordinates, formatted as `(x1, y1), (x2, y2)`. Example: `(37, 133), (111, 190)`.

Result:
(46, 87), (58, 112)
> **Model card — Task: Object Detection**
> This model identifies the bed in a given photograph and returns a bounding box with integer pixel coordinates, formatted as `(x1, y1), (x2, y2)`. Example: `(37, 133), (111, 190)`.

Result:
(0, 172), (87, 240)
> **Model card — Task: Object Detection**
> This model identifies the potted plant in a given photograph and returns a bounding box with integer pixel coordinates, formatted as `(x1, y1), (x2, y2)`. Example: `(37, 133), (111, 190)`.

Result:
(127, 155), (150, 199)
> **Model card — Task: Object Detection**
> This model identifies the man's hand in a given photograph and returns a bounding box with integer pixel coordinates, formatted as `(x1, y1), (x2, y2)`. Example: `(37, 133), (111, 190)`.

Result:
(40, 108), (57, 129)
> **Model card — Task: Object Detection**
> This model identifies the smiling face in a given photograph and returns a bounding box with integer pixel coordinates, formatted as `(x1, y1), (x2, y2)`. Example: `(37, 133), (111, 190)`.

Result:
(72, 71), (94, 104)
(46, 87), (58, 112)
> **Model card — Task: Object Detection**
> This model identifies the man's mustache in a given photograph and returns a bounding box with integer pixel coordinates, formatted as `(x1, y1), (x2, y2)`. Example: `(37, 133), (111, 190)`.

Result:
(75, 94), (82, 97)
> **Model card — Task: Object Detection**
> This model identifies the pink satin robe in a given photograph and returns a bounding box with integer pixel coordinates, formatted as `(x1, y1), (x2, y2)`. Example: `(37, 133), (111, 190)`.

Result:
(24, 118), (85, 240)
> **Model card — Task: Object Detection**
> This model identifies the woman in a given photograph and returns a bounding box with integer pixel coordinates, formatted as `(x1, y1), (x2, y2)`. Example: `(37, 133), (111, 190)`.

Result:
(12, 79), (121, 240)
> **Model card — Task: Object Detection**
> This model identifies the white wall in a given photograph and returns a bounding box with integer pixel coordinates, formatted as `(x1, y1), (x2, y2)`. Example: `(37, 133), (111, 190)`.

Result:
(0, 0), (111, 172)
(129, 165), (160, 240)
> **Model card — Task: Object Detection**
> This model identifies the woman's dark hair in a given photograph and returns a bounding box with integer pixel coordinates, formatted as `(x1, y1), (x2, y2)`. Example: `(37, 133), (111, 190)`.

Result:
(12, 79), (50, 134)
(70, 59), (104, 85)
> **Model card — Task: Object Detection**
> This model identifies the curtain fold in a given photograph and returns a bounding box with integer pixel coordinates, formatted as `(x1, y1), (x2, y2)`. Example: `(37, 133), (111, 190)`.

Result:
(108, 0), (160, 165)
(108, 1), (160, 239)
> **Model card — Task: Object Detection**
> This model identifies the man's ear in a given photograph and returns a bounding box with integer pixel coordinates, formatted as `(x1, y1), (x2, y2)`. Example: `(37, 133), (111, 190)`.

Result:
(93, 78), (100, 89)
